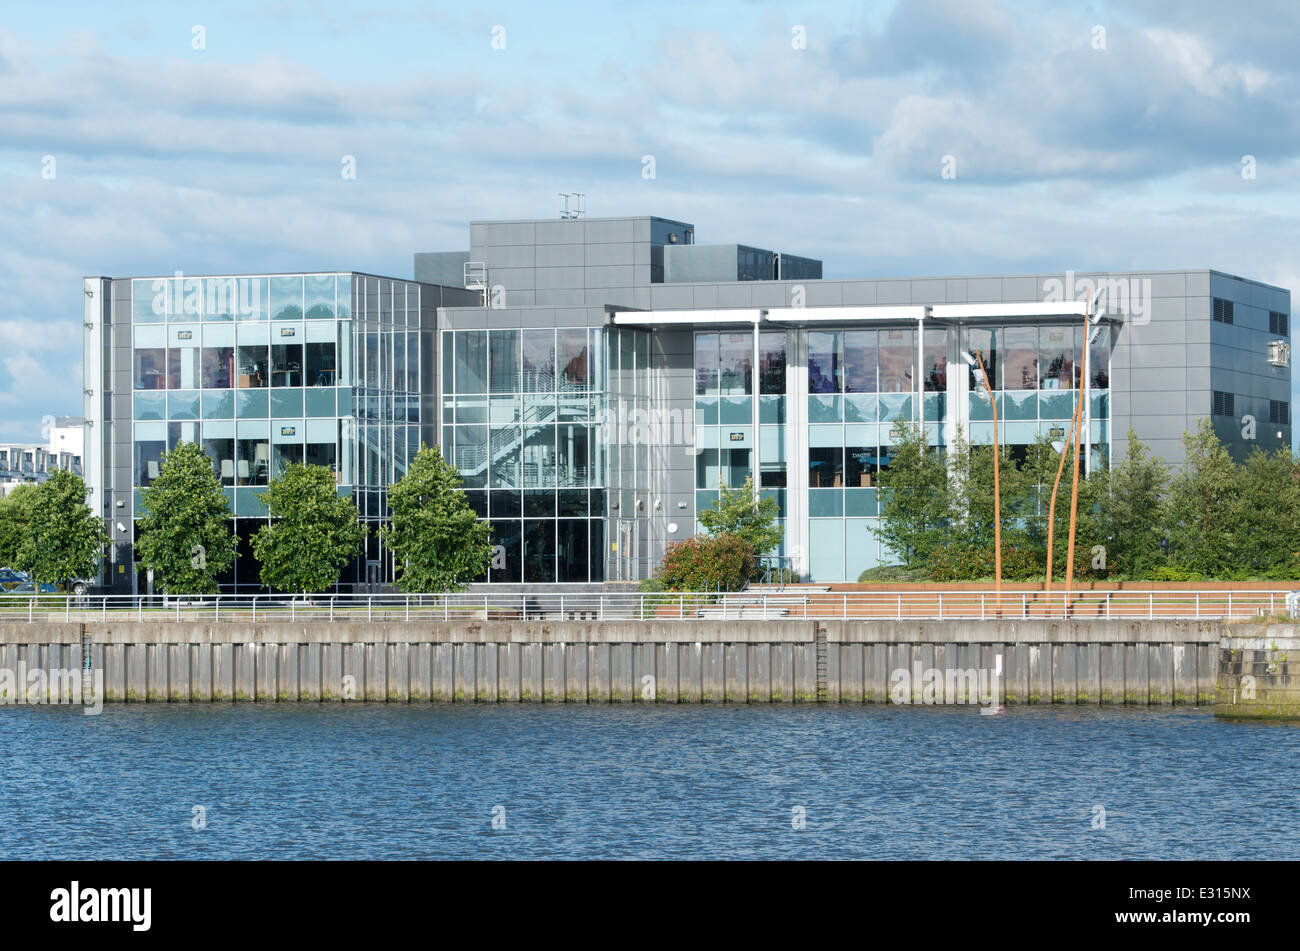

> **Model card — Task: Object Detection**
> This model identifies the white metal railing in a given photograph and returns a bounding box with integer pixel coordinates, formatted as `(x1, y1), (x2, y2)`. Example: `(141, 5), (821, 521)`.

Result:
(0, 589), (1295, 623)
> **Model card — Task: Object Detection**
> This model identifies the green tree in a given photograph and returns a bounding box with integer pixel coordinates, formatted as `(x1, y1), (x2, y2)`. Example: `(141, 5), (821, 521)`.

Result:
(1233, 447), (1300, 578)
(135, 441), (237, 594)
(252, 463), (367, 593)
(1100, 430), (1168, 578)
(697, 476), (782, 559)
(872, 420), (953, 567)
(1164, 419), (1242, 578)
(380, 444), (493, 592)
(15, 470), (109, 587)
(0, 483), (40, 567)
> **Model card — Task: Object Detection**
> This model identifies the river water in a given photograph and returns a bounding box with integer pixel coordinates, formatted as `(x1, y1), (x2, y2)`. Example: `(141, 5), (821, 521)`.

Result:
(2, 704), (1295, 859)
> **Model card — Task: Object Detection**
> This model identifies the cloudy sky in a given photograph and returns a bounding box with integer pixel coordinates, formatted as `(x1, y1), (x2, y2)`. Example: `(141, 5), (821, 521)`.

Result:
(1, 0), (1297, 445)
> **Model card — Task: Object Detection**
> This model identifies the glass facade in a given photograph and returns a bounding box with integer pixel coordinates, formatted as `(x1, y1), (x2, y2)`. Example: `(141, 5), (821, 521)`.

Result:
(693, 329), (788, 557)
(441, 327), (605, 583)
(129, 273), (417, 591)
(126, 278), (1112, 591)
(694, 322), (1111, 583)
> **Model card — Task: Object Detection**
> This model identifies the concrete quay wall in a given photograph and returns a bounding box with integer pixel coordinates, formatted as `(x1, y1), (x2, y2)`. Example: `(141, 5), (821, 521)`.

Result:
(0, 619), (1232, 706)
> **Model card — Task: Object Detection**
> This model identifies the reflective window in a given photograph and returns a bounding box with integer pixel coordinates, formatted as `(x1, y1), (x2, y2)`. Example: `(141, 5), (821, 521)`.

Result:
(845, 447), (879, 488)
(557, 520), (588, 582)
(1001, 326), (1037, 390)
(1090, 329), (1110, 389)
(133, 391), (166, 420)
(718, 333), (752, 395)
(923, 328), (946, 392)
(695, 333), (719, 395)
(271, 343), (303, 387)
(236, 345), (268, 387)
(1039, 326), (1074, 389)
(843, 330), (877, 393)
(305, 342), (335, 386)
(455, 331), (487, 394)
(878, 329), (914, 393)
(304, 275), (335, 319)
(759, 331), (786, 395)
(202, 347), (234, 389)
(557, 328), (589, 391)
(808, 331), (841, 394)
(809, 447), (843, 488)
(203, 278), (236, 321)
(966, 328), (1000, 391)
(522, 330), (555, 392)
(236, 438), (270, 485)
(202, 389), (234, 419)
(135, 438), (165, 486)
(203, 437), (236, 485)
(270, 276), (304, 320)
(168, 347), (200, 390)
(132, 279), (166, 324)
(134, 349), (166, 390)
(523, 520), (556, 583)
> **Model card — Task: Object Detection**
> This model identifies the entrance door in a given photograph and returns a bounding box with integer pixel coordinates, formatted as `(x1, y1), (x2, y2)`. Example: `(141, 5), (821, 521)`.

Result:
(618, 520), (638, 582)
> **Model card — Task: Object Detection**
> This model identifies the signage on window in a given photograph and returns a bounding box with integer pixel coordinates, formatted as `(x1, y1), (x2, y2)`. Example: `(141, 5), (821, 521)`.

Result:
(280, 426), (296, 436)
(729, 432), (744, 441)
(280, 327), (296, 337)
(176, 330), (193, 340)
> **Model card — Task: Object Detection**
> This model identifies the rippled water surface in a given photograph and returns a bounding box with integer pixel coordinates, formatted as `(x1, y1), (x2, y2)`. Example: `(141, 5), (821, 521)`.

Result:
(2, 704), (1296, 859)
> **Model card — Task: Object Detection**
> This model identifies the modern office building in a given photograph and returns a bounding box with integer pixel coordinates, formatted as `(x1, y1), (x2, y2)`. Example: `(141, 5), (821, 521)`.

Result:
(426, 215), (1291, 585)
(84, 214), (1292, 591)
(82, 272), (477, 592)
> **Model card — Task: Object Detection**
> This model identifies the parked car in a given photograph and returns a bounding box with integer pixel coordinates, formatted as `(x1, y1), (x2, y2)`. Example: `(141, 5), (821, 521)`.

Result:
(1, 580), (58, 594)
(0, 568), (27, 589)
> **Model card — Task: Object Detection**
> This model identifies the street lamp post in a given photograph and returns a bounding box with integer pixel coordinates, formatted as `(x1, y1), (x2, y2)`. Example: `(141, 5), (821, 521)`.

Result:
(964, 348), (1000, 611)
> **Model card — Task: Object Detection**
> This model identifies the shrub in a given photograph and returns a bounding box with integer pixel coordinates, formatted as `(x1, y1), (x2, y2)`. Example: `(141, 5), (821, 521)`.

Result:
(658, 533), (755, 592)
(1149, 564), (1206, 583)
(857, 564), (927, 583)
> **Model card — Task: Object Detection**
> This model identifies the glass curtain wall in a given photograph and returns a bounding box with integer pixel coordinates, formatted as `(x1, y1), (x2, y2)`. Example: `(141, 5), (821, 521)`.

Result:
(693, 329), (787, 556)
(131, 273), (357, 591)
(805, 325), (925, 583)
(803, 320), (1110, 583)
(442, 326), (604, 583)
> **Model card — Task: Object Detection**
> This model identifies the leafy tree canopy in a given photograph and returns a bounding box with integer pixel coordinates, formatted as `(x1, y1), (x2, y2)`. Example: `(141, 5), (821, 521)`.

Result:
(379, 445), (493, 592)
(135, 441), (236, 594)
(252, 463), (367, 593)
(697, 476), (782, 559)
(15, 470), (108, 586)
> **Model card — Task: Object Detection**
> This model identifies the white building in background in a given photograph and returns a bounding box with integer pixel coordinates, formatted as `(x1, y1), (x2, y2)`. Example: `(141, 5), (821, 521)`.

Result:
(0, 416), (85, 497)
(48, 416), (85, 464)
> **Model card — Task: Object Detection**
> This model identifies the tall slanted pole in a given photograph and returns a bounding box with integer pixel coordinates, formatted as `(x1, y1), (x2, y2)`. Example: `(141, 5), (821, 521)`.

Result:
(1065, 297), (1091, 601)
(1045, 366), (1083, 599)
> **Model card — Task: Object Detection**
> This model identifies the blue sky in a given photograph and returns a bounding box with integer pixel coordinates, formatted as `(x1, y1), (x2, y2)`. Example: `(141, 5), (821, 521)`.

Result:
(1, 0), (1297, 446)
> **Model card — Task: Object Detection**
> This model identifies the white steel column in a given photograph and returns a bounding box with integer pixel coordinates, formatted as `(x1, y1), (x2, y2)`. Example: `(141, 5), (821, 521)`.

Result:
(788, 327), (809, 580)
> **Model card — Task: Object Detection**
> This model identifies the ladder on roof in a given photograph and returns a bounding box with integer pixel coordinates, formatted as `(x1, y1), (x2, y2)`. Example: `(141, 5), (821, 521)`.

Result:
(463, 261), (487, 307)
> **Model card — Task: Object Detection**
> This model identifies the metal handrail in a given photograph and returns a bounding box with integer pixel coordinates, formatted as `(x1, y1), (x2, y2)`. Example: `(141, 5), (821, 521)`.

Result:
(0, 588), (1294, 623)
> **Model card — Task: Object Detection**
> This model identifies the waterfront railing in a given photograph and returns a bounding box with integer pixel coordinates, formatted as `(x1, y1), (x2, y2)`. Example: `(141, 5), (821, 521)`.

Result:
(0, 589), (1296, 623)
